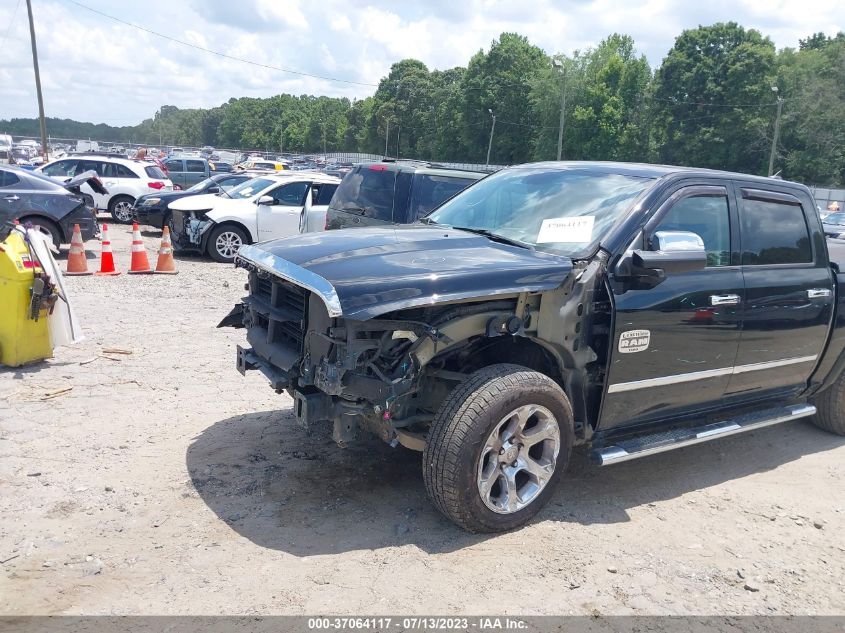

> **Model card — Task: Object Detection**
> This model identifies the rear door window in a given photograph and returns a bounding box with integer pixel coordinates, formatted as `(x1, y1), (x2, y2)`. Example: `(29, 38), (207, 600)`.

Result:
(314, 183), (338, 205)
(270, 181), (309, 206)
(115, 164), (138, 178)
(329, 166), (396, 221)
(164, 160), (183, 173)
(186, 160), (206, 173)
(76, 160), (102, 175)
(739, 190), (812, 265)
(410, 175), (476, 219)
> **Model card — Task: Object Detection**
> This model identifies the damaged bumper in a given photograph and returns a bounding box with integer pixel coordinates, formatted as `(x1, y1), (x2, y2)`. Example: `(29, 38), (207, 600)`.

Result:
(170, 208), (214, 252)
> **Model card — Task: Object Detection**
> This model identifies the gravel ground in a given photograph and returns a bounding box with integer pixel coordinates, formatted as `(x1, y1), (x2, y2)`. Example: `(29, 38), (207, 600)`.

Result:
(1, 220), (844, 615)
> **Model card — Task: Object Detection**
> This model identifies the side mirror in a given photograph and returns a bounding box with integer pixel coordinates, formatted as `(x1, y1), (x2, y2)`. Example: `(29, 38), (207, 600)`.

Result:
(257, 195), (274, 206)
(632, 231), (707, 276)
(207, 186), (220, 194)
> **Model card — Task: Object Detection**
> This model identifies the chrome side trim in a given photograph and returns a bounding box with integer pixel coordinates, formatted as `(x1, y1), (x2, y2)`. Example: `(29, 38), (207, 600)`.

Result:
(236, 244), (344, 317)
(607, 355), (818, 394)
(594, 404), (816, 466)
(730, 355), (818, 375)
(608, 366), (732, 393)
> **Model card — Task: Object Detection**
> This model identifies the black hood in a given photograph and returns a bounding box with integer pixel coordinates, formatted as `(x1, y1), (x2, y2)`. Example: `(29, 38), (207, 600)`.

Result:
(137, 189), (204, 204)
(238, 225), (573, 320)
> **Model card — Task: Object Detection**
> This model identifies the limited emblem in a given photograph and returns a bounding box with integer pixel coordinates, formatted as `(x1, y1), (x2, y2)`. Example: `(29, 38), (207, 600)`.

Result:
(619, 330), (650, 354)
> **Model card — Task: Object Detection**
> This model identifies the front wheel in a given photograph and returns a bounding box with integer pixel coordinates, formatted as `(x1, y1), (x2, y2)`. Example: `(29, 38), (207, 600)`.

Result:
(207, 224), (247, 263)
(423, 364), (573, 532)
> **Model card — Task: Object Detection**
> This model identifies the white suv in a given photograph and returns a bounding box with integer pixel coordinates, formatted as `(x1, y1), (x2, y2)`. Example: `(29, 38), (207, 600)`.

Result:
(38, 155), (173, 223)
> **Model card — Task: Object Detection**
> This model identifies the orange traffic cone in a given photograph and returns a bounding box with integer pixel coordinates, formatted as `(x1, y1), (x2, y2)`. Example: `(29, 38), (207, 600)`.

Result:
(65, 224), (93, 276)
(95, 223), (121, 276)
(154, 226), (178, 274)
(127, 222), (153, 274)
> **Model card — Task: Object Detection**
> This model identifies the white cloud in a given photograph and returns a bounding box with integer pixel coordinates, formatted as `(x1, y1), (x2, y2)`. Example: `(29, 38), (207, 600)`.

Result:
(0, 0), (840, 127)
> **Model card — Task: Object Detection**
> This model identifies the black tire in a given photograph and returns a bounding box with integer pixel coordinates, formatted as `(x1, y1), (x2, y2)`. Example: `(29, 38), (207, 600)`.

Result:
(19, 216), (62, 247)
(162, 211), (172, 232)
(811, 372), (845, 435)
(108, 195), (135, 223)
(207, 224), (247, 263)
(423, 363), (574, 532)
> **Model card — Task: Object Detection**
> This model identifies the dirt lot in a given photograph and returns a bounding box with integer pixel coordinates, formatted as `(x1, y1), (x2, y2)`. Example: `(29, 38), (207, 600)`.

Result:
(1, 222), (844, 616)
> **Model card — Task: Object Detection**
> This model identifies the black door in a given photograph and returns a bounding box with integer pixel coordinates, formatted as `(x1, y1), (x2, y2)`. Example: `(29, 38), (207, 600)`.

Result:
(600, 183), (743, 430)
(0, 169), (25, 220)
(724, 185), (834, 400)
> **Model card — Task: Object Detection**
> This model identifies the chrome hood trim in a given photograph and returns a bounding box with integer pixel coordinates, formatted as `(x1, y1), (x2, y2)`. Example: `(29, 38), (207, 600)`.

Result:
(236, 243), (343, 317)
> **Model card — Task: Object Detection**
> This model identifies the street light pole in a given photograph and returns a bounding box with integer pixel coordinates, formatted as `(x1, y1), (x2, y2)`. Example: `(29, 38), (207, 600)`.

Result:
(768, 86), (784, 177)
(384, 119), (390, 156)
(485, 109), (496, 168)
(552, 59), (567, 161)
(25, 0), (49, 160)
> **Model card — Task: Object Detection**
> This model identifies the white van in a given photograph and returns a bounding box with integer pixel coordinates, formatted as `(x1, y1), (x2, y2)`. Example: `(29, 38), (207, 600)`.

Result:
(75, 140), (100, 153)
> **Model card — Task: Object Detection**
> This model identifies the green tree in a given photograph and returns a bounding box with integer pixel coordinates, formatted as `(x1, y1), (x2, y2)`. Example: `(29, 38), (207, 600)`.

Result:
(776, 33), (845, 184)
(651, 22), (777, 174)
(462, 33), (549, 164)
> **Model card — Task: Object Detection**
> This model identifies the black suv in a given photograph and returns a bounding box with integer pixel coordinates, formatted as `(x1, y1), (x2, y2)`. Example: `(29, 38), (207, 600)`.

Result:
(325, 160), (486, 230)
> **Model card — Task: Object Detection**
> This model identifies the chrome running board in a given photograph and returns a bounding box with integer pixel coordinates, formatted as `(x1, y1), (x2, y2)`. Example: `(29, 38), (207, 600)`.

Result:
(593, 403), (816, 466)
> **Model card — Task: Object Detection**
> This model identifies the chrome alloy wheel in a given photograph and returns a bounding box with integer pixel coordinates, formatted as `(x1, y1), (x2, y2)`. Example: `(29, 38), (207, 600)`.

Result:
(113, 200), (133, 222)
(476, 404), (561, 514)
(215, 230), (243, 259)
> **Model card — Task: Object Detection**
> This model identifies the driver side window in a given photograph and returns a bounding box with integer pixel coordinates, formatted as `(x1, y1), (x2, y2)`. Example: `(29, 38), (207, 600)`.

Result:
(654, 193), (731, 267)
(271, 181), (309, 206)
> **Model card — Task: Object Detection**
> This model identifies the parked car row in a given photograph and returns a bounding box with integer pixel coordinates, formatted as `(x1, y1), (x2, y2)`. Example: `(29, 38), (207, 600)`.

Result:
(18, 153), (487, 259)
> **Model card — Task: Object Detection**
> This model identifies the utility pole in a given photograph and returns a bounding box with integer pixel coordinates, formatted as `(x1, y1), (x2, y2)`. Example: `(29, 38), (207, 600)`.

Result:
(25, 0), (49, 160)
(384, 119), (390, 156)
(552, 58), (567, 161)
(768, 86), (784, 177)
(485, 109), (496, 169)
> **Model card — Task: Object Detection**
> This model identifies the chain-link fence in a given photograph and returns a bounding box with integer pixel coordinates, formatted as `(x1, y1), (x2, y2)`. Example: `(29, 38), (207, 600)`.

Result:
(7, 135), (505, 172)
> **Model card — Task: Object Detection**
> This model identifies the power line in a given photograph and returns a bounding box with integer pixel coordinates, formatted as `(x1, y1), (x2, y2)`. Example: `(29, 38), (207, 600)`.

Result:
(61, 0), (378, 88)
(0, 0), (23, 52)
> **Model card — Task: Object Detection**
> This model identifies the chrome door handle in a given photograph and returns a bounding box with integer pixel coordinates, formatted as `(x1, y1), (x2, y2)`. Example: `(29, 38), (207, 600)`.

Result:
(808, 288), (832, 299)
(710, 294), (741, 306)
(2, 195), (19, 201)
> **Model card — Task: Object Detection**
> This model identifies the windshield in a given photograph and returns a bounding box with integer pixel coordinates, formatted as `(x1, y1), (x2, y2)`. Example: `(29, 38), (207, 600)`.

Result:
(426, 167), (652, 256)
(824, 212), (845, 226)
(226, 177), (275, 200)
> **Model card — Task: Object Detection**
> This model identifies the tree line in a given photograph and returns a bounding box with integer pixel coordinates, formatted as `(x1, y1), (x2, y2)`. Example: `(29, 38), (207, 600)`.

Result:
(3, 23), (843, 185)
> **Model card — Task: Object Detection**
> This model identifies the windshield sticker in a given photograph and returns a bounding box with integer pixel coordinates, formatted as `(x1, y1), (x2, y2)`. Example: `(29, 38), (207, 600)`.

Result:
(619, 330), (651, 354)
(537, 216), (595, 243)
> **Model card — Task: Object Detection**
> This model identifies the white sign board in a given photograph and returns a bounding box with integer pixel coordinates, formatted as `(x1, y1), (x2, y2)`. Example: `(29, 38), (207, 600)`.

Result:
(536, 216), (595, 244)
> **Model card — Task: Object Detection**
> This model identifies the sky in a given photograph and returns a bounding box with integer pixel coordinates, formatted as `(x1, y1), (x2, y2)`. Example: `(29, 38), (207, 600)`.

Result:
(0, 0), (842, 126)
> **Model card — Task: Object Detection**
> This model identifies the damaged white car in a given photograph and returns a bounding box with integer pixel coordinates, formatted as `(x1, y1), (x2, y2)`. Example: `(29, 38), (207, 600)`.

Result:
(167, 173), (341, 262)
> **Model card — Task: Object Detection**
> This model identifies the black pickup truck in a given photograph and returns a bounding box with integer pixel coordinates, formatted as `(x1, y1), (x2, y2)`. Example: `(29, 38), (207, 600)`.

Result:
(222, 161), (845, 532)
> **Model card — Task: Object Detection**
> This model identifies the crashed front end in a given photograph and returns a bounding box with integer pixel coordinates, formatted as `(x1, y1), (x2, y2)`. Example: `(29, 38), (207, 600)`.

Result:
(170, 207), (213, 252)
(228, 248), (437, 447)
